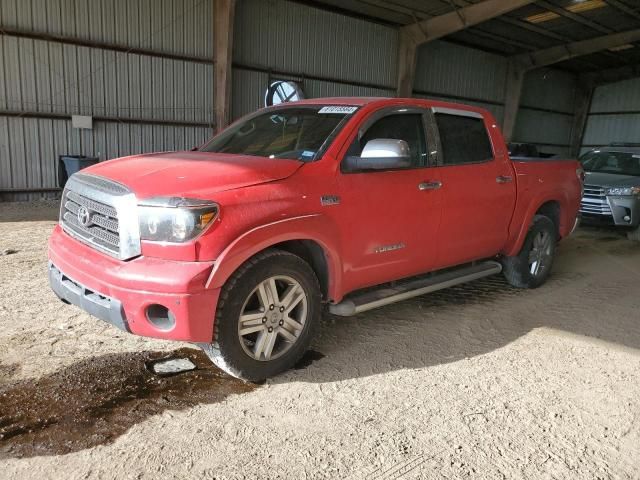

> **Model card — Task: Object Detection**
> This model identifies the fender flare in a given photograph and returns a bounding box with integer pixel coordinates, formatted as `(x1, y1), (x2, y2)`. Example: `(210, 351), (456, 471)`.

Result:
(503, 191), (570, 257)
(206, 214), (344, 300)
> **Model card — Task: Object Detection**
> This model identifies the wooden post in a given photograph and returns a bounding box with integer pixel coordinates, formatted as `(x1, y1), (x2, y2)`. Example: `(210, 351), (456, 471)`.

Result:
(214, 0), (236, 132)
(569, 80), (595, 158)
(502, 60), (526, 144)
(396, 32), (417, 98)
(394, 0), (537, 98)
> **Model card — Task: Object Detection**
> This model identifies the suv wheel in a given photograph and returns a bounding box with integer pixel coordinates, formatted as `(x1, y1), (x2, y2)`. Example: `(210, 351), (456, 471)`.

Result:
(201, 249), (321, 382)
(501, 215), (557, 289)
(627, 226), (640, 242)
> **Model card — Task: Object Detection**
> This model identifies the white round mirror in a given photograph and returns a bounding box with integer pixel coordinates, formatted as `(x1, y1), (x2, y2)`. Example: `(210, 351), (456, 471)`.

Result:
(264, 81), (304, 107)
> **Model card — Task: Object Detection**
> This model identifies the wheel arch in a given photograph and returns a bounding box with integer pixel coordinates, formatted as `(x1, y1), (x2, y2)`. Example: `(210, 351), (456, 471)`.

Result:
(504, 195), (567, 257)
(269, 240), (330, 301)
(535, 200), (561, 238)
(206, 215), (343, 302)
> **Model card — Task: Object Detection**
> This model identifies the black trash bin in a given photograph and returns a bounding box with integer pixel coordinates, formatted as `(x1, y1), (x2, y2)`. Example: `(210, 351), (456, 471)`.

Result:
(58, 155), (99, 188)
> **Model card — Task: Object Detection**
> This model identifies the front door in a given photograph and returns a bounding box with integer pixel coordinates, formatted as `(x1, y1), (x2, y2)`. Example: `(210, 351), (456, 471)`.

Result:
(334, 108), (443, 294)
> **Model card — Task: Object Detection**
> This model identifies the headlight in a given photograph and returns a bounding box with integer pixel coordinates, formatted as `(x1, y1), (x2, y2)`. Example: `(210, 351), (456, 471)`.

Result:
(138, 197), (219, 243)
(606, 186), (640, 196)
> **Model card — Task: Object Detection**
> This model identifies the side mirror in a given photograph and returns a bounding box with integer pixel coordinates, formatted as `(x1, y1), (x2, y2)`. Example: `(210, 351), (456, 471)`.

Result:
(344, 139), (412, 171)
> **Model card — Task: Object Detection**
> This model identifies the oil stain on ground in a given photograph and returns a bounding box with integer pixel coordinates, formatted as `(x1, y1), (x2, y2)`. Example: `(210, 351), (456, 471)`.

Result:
(0, 348), (255, 458)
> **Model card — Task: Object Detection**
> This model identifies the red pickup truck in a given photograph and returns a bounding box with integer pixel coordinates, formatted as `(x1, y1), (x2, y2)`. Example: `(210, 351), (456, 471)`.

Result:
(48, 97), (583, 381)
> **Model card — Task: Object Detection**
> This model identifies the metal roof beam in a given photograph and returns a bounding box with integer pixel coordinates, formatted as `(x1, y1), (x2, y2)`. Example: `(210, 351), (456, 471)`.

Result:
(534, 0), (610, 34)
(582, 62), (640, 86)
(513, 28), (640, 69)
(403, 0), (536, 45)
(502, 28), (640, 142)
(603, 0), (640, 21)
(396, 0), (535, 96)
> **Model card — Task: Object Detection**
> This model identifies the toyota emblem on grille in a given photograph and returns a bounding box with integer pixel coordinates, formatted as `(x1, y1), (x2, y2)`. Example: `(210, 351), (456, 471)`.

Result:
(77, 206), (91, 227)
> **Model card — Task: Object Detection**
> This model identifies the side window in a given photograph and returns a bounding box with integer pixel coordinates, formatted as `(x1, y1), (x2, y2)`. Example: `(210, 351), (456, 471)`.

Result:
(435, 113), (493, 165)
(346, 114), (427, 168)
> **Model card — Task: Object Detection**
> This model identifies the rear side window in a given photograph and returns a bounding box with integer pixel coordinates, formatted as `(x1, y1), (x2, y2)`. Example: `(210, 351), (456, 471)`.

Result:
(435, 113), (493, 165)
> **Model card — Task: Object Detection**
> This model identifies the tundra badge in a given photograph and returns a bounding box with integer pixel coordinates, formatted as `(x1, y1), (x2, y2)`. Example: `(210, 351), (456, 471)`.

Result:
(320, 195), (341, 206)
(374, 243), (406, 254)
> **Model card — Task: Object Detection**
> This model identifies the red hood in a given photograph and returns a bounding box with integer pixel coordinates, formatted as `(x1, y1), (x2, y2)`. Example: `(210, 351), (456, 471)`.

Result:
(83, 151), (303, 199)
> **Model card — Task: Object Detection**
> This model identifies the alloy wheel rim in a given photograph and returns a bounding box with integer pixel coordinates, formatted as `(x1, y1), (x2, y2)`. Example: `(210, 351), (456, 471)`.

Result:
(528, 231), (553, 276)
(237, 275), (308, 361)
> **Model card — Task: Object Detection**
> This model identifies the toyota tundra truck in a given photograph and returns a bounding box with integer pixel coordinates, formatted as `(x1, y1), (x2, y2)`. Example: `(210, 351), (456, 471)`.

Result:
(48, 97), (583, 381)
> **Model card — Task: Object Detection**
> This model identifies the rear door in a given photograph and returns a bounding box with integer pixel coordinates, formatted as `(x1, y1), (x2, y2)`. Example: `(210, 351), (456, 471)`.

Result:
(334, 107), (443, 293)
(431, 108), (516, 268)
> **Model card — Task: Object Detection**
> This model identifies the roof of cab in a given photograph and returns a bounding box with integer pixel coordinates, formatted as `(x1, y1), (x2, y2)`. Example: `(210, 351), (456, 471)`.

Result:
(289, 97), (391, 106)
(273, 96), (494, 121)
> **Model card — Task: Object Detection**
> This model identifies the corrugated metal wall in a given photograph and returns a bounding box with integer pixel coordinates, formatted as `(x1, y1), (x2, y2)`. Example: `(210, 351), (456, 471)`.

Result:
(515, 69), (577, 157)
(0, 0), (585, 201)
(414, 41), (506, 121)
(231, 0), (396, 118)
(415, 42), (577, 156)
(582, 77), (640, 154)
(0, 0), (215, 200)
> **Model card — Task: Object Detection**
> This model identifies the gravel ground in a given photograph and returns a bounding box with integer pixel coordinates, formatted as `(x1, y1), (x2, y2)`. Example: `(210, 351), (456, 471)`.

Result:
(1, 200), (640, 479)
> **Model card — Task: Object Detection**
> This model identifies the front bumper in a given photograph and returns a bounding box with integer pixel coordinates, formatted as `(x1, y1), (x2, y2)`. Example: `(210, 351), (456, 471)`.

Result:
(49, 262), (130, 332)
(580, 195), (640, 228)
(48, 225), (220, 342)
(607, 195), (640, 227)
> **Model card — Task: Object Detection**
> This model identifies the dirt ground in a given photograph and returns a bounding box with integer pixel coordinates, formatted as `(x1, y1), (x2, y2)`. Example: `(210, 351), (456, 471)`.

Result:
(1, 200), (640, 479)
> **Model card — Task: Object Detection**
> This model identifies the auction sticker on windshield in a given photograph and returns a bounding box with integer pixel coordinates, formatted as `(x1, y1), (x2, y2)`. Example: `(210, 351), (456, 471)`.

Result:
(318, 106), (358, 114)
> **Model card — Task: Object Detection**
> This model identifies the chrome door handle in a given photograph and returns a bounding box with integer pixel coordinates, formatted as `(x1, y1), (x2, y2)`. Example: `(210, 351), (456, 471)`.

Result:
(496, 175), (513, 184)
(418, 180), (442, 191)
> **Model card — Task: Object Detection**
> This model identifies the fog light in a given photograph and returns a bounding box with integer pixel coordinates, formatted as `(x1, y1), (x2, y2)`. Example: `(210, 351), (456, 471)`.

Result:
(624, 215), (631, 222)
(146, 304), (176, 331)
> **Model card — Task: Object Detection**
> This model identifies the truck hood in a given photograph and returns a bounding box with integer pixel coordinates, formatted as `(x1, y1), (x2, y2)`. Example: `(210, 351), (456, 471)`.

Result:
(84, 151), (303, 199)
(584, 171), (640, 188)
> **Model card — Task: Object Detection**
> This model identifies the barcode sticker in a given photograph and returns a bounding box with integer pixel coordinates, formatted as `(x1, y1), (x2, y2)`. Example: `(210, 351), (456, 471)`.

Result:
(318, 106), (358, 114)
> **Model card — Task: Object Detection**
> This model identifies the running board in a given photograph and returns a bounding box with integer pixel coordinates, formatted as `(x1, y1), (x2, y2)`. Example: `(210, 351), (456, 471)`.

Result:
(329, 261), (503, 317)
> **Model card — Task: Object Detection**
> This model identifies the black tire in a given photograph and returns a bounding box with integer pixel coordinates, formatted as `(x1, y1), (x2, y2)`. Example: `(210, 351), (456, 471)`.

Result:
(501, 215), (557, 289)
(201, 249), (321, 382)
(627, 226), (640, 242)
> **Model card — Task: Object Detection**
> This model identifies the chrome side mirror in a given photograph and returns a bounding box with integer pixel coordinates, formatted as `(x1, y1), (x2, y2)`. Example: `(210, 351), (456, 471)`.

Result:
(344, 139), (412, 171)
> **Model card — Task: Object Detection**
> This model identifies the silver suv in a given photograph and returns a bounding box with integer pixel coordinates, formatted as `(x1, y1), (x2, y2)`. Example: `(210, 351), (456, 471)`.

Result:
(579, 144), (640, 240)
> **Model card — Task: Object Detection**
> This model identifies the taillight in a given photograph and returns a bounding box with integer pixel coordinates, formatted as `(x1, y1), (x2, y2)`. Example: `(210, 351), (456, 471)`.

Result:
(576, 167), (585, 183)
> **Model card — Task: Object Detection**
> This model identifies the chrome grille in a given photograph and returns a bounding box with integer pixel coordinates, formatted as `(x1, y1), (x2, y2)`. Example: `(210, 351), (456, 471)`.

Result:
(580, 184), (612, 216)
(61, 190), (121, 255)
(59, 173), (140, 260)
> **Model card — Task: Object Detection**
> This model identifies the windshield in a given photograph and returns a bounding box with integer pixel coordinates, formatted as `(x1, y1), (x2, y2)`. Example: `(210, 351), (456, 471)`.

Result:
(199, 105), (357, 161)
(580, 150), (640, 177)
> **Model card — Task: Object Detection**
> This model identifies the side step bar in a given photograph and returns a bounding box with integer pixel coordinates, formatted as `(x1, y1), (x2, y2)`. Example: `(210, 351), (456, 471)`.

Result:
(329, 261), (503, 317)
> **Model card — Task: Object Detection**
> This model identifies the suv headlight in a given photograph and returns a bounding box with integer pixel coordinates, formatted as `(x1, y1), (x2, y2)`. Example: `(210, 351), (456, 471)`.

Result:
(606, 187), (640, 196)
(138, 197), (219, 243)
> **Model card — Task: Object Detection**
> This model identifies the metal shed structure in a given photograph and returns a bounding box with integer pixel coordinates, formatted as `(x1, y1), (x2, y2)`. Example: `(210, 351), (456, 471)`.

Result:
(1, 0), (640, 200)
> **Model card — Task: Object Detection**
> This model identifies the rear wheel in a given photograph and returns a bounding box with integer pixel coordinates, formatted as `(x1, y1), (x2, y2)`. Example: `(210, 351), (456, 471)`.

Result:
(502, 215), (557, 289)
(201, 249), (321, 382)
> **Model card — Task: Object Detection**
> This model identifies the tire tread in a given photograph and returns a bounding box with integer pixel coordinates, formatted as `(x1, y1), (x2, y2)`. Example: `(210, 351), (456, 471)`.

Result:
(203, 249), (320, 382)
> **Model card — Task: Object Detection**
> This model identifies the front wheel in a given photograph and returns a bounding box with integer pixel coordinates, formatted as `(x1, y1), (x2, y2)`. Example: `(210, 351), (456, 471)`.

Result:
(501, 215), (557, 289)
(202, 249), (321, 382)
